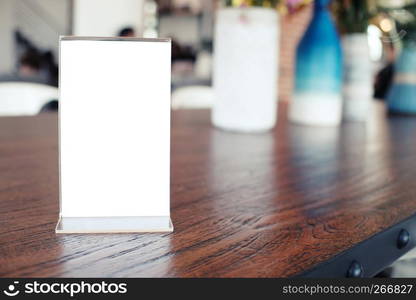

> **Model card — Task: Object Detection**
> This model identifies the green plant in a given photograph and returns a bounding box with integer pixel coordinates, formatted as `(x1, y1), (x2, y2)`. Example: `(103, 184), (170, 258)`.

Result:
(334, 0), (373, 33)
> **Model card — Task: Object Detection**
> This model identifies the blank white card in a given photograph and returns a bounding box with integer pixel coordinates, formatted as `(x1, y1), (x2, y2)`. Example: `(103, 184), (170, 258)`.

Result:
(56, 37), (172, 233)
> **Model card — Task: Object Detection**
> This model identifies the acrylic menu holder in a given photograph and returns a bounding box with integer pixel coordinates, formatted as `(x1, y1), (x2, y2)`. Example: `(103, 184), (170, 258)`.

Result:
(56, 37), (173, 233)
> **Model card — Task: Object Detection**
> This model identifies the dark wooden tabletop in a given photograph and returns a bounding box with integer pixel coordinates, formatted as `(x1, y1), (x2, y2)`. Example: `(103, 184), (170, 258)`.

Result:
(1, 102), (416, 278)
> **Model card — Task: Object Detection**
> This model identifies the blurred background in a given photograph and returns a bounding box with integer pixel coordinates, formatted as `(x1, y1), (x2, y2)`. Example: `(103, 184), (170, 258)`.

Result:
(0, 0), (415, 116)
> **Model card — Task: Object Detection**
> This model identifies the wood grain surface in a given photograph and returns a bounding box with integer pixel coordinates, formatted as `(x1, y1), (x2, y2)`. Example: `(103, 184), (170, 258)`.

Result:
(1, 102), (416, 277)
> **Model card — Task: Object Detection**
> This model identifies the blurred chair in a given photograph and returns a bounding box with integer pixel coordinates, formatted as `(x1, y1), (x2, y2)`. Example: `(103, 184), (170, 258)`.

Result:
(171, 86), (214, 110)
(0, 82), (58, 116)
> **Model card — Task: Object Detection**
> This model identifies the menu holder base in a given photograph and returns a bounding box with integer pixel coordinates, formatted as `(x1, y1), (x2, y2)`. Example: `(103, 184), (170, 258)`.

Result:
(55, 216), (173, 234)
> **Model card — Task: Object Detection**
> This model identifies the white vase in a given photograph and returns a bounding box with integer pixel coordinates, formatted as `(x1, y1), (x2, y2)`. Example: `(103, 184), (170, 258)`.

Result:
(342, 33), (373, 122)
(212, 8), (279, 132)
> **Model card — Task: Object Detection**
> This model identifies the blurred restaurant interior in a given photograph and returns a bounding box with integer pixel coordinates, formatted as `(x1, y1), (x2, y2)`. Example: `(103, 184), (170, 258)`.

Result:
(0, 0), (415, 114)
(2, 0), (416, 278)
(0, 0), (414, 109)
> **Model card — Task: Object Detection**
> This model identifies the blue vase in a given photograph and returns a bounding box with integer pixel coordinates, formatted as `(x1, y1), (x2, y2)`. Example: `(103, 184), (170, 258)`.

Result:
(387, 42), (416, 115)
(289, 0), (343, 126)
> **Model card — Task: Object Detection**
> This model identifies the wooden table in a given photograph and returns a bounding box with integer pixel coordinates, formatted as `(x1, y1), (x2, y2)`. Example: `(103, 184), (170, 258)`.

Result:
(1, 102), (416, 278)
